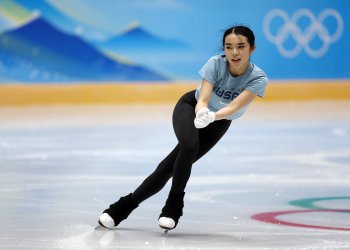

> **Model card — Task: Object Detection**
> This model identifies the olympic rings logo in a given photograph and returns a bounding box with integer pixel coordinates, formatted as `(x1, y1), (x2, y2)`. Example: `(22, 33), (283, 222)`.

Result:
(263, 9), (343, 58)
(252, 197), (350, 230)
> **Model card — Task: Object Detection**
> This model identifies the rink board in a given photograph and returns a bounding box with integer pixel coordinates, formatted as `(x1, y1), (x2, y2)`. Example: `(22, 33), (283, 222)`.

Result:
(0, 80), (350, 106)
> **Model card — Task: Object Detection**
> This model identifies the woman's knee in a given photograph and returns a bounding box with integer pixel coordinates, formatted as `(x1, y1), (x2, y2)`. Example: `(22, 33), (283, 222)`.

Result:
(180, 139), (199, 155)
(154, 161), (173, 180)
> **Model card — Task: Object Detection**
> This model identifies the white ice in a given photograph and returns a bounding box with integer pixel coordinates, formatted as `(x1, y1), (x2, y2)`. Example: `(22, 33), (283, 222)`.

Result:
(0, 101), (349, 249)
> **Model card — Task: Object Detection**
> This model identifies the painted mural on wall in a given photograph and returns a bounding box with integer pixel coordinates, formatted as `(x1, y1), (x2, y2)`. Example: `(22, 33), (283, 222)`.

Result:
(0, 0), (349, 83)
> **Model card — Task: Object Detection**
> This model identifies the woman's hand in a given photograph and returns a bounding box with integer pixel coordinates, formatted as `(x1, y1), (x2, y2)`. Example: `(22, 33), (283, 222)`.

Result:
(194, 107), (215, 129)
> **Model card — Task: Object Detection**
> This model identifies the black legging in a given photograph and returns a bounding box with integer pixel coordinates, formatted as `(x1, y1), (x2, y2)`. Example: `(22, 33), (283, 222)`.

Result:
(132, 90), (231, 204)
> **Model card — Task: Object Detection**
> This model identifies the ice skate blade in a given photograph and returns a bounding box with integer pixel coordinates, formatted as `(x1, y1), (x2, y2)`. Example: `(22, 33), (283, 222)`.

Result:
(159, 224), (174, 230)
(95, 225), (104, 230)
(97, 220), (113, 230)
(162, 229), (169, 237)
(160, 224), (173, 237)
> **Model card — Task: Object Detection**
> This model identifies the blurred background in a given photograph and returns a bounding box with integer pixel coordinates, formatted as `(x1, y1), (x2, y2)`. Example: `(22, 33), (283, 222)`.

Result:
(0, 0), (349, 104)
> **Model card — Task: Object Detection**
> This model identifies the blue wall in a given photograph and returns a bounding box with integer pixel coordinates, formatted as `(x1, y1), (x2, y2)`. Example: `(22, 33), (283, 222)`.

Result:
(0, 0), (348, 82)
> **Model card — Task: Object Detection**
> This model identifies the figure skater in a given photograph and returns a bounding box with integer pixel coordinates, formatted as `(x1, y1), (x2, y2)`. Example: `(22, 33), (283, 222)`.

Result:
(98, 25), (268, 232)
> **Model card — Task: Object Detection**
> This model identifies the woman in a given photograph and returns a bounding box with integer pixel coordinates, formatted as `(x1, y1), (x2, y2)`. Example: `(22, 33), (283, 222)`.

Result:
(98, 25), (268, 231)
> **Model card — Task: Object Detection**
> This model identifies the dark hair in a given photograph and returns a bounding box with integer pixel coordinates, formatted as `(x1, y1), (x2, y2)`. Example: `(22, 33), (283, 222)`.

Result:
(222, 25), (255, 49)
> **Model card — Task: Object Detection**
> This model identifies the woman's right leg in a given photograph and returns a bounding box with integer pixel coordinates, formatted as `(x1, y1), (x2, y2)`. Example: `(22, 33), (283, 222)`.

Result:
(99, 143), (181, 228)
(133, 90), (199, 204)
(131, 144), (180, 204)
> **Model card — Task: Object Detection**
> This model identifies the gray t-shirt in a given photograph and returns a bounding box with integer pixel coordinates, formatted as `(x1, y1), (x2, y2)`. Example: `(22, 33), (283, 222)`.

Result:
(195, 55), (268, 120)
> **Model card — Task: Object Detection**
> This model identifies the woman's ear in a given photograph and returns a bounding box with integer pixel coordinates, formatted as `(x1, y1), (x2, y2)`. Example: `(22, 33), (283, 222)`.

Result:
(250, 45), (256, 55)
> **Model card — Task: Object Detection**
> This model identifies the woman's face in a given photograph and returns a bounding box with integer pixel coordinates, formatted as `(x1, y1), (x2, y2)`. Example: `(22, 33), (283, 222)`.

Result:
(224, 33), (255, 76)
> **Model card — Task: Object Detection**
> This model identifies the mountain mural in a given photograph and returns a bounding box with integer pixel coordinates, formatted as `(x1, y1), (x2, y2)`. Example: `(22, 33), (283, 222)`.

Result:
(94, 24), (203, 79)
(0, 17), (167, 82)
(96, 24), (191, 52)
(10, 0), (105, 42)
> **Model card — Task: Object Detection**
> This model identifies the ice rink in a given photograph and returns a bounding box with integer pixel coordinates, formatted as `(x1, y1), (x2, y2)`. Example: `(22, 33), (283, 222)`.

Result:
(0, 101), (350, 249)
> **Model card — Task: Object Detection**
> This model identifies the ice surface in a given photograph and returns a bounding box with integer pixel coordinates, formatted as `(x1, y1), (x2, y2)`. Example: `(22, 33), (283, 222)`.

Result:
(0, 102), (349, 249)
